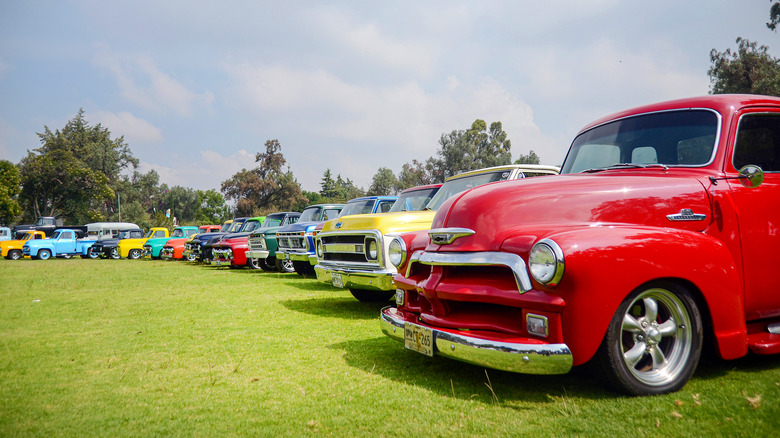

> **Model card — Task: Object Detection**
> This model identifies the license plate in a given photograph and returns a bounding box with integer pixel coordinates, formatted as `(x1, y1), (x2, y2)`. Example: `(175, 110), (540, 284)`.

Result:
(404, 323), (433, 356)
(331, 272), (344, 288)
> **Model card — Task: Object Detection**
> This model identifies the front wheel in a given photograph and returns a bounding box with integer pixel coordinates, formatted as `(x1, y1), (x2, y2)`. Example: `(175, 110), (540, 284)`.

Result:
(349, 289), (395, 302)
(292, 260), (316, 277)
(260, 257), (277, 272)
(38, 249), (52, 261)
(185, 252), (197, 262)
(276, 257), (295, 273)
(592, 281), (702, 396)
(110, 248), (120, 259)
(7, 250), (22, 260)
(247, 257), (262, 270)
(128, 249), (142, 260)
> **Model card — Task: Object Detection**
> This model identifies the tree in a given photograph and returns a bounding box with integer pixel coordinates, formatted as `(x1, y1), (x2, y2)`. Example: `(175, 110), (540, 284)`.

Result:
(221, 139), (306, 216)
(195, 190), (231, 224)
(318, 169), (365, 202)
(428, 119), (513, 181)
(768, 1), (780, 31)
(367, 167), (399, 195)
(396, 159), (435, 190)
(709, 37), (780, 96)
(515, 150), (541, 164)
(0, 160), (22, 226)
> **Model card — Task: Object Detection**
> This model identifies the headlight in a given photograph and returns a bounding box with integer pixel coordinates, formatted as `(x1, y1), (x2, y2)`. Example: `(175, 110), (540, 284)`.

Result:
(365, 238), (378, 261)
(388, 236), (406, 268)
(316, 239), (323, 258)
(258, 236), (267, 250)
(528, 239), (564, 286)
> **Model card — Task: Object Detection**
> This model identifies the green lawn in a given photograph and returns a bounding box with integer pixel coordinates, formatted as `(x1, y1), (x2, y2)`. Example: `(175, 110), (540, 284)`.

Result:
(1, 259), (778, 437)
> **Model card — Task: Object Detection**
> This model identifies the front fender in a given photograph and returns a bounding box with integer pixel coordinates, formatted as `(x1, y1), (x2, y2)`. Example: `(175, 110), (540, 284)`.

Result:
(514, 225), (746, 365)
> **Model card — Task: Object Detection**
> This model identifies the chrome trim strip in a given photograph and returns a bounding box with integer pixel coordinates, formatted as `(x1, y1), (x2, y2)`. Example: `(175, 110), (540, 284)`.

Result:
(380, 307), (572, 375)
(406, 250), (533, 293)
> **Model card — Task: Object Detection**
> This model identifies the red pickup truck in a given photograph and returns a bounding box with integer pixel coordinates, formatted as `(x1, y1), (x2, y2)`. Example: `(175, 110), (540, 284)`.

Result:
(382, 94), (780, 395)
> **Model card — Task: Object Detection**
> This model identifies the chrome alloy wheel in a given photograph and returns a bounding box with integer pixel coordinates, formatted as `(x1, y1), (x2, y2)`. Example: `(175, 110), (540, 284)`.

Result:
(620, 288), (694, 387)
(596, 282), (702, 395)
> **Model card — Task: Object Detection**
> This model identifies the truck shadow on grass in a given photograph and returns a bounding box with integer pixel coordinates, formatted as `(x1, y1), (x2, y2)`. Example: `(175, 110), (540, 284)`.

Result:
(328, 337), (610, 404)
(280, 296), (388, 320)
(329, 337), (780, 403)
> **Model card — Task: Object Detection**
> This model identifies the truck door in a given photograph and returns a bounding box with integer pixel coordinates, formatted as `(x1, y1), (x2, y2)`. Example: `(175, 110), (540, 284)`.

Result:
(57, 230), (77, 254)
(729, 109), (780, 320)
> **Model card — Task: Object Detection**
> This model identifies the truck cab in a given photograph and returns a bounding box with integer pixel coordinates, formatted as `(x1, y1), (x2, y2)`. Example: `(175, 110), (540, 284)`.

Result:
(22, 229), (95, 260)
(2, 230), (46, 260)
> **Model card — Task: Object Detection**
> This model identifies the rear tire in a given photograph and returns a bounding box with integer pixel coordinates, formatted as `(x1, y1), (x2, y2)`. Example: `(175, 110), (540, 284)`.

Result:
(7, 250), (22, 260)
(349, 289), (394, 302)
(128, 249), (142, 260)
(591, 281), (702, 396)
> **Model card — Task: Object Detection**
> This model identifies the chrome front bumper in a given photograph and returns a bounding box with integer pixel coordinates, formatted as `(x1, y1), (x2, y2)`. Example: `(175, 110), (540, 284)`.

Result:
(275, 249), (311, 263)
(380, 306), (572, 375)
(314, 264), (396, 291)
(246, 250), (269, 260)
(160, 247), (174, 260)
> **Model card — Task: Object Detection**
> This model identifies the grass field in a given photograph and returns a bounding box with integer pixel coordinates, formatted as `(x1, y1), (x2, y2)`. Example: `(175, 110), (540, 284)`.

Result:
(1, 258), (778, 437)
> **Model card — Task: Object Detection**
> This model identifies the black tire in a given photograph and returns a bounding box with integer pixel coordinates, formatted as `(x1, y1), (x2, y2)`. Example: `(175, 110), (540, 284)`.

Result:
(185, 253), (197, 262)
(128, 249), (142, 260)
(38, 249), (52, 261)
(276, 257), (295, 273)
(111, 248), (120, 260)
(247, 257), (261, 270)
(349, 289), (395, 302)
(260, 257), (277, 272)
(592, 281), (702, 396)
(7, 250), (22, 260)
(292, 260), (316, 277)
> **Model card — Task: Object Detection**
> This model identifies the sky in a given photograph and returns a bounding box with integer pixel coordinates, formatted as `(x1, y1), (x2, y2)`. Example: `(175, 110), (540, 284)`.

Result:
(1, 1), (778, 194)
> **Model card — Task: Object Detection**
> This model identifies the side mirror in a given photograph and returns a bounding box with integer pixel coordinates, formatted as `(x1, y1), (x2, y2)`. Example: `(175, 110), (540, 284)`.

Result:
(738, 165), (764, 188)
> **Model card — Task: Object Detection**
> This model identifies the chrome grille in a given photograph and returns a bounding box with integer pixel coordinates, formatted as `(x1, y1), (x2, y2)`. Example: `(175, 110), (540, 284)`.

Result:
(277, 232), (306, 251)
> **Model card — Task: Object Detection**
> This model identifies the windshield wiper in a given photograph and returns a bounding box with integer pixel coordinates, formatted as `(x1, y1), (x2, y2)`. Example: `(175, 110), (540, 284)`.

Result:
(581, 163), (669, 173)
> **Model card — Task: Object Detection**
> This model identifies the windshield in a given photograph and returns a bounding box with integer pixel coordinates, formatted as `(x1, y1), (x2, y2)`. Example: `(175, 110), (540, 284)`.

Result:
(119, 230), (143, 239)
(242, 220), (262, 232)
(389, 188), (439, 212)
(426, 170), (514, 211)
(561, 110), (719, 174)
(220, 222), (232, 232)
(171, 229), (184, 238)
(340, 200), (375, 216)
(144, 230), (154, 238)
(299, 207), (321, 222)
(228, 221), (244, 232)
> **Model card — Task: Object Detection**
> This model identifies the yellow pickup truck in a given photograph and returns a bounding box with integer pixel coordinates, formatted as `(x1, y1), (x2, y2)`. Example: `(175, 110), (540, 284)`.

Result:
(117, 227), (169, 259)
(2, 230), (47, 260)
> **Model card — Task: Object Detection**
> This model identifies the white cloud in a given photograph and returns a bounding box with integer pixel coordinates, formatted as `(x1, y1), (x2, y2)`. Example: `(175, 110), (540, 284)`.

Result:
(139, 149), (256, 191)
(92, 110), (163, 143)
(93, 48), (214, 116)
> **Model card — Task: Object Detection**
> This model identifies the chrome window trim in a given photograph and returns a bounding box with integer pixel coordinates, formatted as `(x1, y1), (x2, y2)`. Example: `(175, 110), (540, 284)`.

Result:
(562, 108), (723, 172)
(405, 250), (533, 293)
(733, 111), (780, 173)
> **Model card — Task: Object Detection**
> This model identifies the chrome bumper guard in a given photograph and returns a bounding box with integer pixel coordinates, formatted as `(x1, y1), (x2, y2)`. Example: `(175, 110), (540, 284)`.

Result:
(380, 306), (572, 375)
(314, 264), (396, 291)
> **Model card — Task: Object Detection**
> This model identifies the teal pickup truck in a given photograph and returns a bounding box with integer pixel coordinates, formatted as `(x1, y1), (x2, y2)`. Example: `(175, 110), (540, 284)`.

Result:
(142, 226), (199, 259)
(22, 229), (96, 260)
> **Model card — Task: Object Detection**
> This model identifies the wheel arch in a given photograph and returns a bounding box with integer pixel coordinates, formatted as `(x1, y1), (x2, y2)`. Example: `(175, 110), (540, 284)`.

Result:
(528, 225), (747, 365)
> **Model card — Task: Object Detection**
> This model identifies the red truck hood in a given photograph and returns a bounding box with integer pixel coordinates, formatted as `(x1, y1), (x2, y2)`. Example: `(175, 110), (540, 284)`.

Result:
(433, 172), (712, 252)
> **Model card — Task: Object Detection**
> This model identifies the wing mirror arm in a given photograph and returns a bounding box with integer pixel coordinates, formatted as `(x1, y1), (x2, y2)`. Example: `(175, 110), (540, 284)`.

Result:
(709, 165), (764, 188)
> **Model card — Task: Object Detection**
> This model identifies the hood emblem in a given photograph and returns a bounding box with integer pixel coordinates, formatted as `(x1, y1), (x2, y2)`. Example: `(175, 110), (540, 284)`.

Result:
(429, 228), (475, 245)
(335, 222), (343, 229)
(666, 208), (707, 222)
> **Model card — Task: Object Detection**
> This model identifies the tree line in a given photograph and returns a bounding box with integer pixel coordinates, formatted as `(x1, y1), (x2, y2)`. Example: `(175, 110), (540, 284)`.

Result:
(1, 3), (779, 226)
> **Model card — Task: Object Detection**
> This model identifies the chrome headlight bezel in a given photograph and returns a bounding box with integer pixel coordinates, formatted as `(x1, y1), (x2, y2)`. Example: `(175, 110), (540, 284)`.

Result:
(388, 236), (407, 268)
(315, 238), (323, 258)
(528, 238), (565, 287)
(365, 238), (378, 261)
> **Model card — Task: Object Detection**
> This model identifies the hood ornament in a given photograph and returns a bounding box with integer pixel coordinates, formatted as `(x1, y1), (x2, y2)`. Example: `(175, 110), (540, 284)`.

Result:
(429, 228), (475, 245)
(335, 222), (343, 229)
(666, 209), (707, 222)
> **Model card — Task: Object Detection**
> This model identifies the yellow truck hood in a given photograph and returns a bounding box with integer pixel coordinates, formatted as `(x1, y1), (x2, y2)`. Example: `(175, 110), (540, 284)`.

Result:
(321, 211), (437, 235)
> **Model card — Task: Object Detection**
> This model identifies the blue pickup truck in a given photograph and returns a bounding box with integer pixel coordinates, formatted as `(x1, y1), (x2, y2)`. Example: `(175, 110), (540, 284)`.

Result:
(22, 229), (97, 260)
(275, 196), (397, 276)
